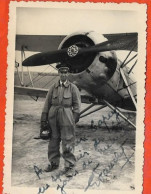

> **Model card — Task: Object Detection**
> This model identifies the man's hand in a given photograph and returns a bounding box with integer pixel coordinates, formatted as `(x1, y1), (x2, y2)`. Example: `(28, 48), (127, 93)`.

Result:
(41, 121), (48, 131)
(73, 112), (80, 123)
(40, 121), (51, 139)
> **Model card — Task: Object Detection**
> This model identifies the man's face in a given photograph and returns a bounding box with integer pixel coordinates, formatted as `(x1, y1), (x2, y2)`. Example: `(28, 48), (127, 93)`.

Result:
(59, 71), (69, 82)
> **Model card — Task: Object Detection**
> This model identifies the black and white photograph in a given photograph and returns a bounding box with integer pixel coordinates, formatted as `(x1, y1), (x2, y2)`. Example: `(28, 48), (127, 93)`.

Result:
(4, 2), (146, 194)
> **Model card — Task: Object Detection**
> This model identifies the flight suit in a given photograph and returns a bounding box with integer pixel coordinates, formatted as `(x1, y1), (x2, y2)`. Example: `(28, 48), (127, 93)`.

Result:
(41, 80), (81, 168)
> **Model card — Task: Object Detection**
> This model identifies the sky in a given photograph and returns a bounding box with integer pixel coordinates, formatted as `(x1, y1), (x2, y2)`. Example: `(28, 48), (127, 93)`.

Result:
(15, 6), (139, 73)
(16, 7), (139, 35)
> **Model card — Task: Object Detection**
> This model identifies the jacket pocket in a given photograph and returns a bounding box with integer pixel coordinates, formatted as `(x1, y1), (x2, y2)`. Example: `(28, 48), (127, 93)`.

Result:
(63, 93), (71, 98)
(63, 92), (72, 106)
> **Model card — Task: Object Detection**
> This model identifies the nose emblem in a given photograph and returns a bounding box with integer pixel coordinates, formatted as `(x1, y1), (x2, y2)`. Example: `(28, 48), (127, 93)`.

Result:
(67, 45), (79, 57)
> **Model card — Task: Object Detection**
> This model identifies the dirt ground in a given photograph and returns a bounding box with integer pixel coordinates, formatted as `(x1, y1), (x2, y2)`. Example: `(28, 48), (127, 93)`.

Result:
(12, 96), (136, 193)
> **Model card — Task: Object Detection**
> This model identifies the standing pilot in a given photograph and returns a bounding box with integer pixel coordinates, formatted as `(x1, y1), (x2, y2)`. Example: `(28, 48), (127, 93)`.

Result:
(41, 65), (81, 177)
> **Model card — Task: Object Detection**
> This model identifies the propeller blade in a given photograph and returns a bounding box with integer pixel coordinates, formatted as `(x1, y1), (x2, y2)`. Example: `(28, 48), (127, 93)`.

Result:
(22, 48), (68, 66)
(79, 36), (137, 55)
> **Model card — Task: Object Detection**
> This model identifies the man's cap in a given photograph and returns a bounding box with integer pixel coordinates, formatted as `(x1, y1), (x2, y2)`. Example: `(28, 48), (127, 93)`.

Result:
(57, 63), (70, 73)
(58, 67), (69, 73)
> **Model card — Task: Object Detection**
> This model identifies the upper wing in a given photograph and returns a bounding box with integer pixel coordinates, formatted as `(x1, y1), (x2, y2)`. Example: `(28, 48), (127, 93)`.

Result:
(104, 33), (137, 51)
(16, 33), (137, 53)
(16, 35), (66, 52)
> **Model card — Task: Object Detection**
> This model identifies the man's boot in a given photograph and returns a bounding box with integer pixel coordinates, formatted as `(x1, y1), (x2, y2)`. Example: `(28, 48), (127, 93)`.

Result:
(64, 166), (76, 177)
(44, 163), (59, 172)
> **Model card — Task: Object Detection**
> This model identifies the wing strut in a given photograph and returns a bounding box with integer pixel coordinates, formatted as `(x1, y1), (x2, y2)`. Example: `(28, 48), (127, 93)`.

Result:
(120, 41), (137, 68)
(117, 82), (136, 92)
(80, 103), (95, 115)
(21, 47), (25, 86)
(80, 105), (106, 118)
(119, 68), (137, 110)
(103, 100), (136, 129)
(21, 46), (39, 101)
(128, 60), (137, 74)
(122, 54), (137, 68)
(27, 66), (34, 87)
(15, 60), (22, 86)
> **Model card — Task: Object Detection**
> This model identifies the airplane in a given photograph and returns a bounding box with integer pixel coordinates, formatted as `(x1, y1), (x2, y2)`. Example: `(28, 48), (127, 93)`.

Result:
(14, 31), (137, 130)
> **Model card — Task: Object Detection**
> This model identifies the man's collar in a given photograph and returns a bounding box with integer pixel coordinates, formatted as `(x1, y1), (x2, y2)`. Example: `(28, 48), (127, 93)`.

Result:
(55, 80), (70, 88)
(60, 80), (67, 86)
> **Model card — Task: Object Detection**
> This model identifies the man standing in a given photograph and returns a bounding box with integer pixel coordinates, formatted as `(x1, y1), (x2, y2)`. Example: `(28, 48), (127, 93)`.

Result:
(41, 65), (81, 177)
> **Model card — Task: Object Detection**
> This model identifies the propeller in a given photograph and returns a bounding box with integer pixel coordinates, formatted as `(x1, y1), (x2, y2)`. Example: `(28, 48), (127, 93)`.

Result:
(22, 48), (69, 67)
(22, 35), (137, 67)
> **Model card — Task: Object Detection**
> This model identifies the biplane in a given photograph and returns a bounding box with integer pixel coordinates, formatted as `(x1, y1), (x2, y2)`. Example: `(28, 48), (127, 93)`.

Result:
(14, 31), (137, 128)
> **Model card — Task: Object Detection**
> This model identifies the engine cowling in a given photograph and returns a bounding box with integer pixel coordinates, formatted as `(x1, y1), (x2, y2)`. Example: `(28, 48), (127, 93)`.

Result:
(57, 31), (108, 74)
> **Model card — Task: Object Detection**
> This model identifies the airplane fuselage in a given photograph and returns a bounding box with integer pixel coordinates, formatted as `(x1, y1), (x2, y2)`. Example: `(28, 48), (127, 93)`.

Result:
(69, 52), (136, 111)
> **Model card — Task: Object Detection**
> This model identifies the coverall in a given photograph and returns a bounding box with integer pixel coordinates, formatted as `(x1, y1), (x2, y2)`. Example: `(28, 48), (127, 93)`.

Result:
(41, 80), (81, 168)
